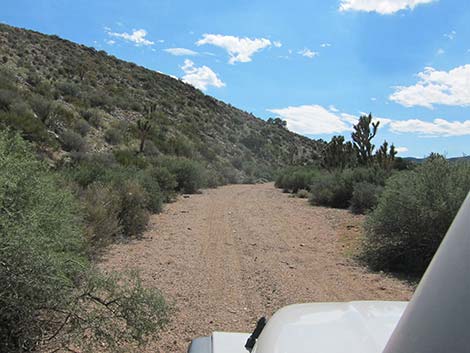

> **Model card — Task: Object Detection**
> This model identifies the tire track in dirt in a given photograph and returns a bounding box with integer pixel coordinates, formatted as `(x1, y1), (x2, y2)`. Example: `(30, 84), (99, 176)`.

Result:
(100, 183), (413, 353)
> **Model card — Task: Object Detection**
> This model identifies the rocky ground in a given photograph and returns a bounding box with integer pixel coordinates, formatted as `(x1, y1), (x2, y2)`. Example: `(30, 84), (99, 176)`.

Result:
(100, 183), (414, 352)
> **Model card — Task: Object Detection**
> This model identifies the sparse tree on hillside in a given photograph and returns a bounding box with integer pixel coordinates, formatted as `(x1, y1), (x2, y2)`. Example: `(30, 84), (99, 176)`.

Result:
(352, 113), (379, 165)
(267, 117), (287, 129)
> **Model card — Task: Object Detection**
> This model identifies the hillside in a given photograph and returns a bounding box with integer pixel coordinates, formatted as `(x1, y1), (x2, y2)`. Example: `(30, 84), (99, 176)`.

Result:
(0, 23), (322, 181)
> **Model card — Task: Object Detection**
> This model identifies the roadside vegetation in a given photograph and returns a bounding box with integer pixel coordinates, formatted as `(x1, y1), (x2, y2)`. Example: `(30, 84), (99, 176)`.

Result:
(0, 131), (168, 352)
(276, 114), (470, 276)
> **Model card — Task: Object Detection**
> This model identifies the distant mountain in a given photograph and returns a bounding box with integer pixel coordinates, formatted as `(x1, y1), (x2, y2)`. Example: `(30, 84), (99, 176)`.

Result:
(0, 23), (323, 181)
(404, 156), (470, 164)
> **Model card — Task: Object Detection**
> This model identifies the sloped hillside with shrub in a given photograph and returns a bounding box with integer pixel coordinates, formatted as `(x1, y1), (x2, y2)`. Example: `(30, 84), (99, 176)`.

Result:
(0, 23), (322, 183)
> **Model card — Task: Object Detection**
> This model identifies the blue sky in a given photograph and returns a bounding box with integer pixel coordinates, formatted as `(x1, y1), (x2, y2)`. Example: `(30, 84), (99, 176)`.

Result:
(3, 0), (470, 157)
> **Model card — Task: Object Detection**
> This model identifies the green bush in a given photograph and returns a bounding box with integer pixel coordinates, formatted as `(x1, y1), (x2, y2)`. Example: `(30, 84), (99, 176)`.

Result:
(116, 179), (150, 237)
(161, 157), (205, 194)
(350, 182), (382, 214)
(275, 167), (320, 193)
(137, 168), (164, 213)
(309, 173), (351, 208)
(60, 129), (86, 152)
(82, 182), (122, 251)
(0, 131), (168, 352)
(114, 149), (148, 168)
(0, 111), (51, 143)
(65, 153), (116, 187)
(104, 127), (122, 145)
(80, 108), (103, 128)
(362, 156), (470, 274)
(149, 166), (177, 202)
(75, 118), (91, 136)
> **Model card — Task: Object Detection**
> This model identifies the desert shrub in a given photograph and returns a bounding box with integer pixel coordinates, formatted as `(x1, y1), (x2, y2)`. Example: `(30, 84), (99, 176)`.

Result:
(104, 127), (122, 144)
(137, 168), (164, 213)
(341, 166), (388, 189)
(0, 131), (168, 352)
(309, 173), (351, 208)
(296, 189), (310, 198)
(362, 156), (470, 274)
(204, 168), (223, 188)
(0, 88), (17, 111)
(115, 180), (150, 237)
(165, 135), (194, 157)
(350, 182), (382, 214)
(149, 166), (177, 202)
(74, 118), (91, 136)
(82, 182), (122, 250)
(56, 81), (79, 97)
(143, 139), (159, 156)
(9, 100), (32, 117)
(29, 94), (52, 123)
(220, 166), (241, 184)
(161, 157), (205, 194)
(275, 167), (320, 193)
(65, 153), (116, 187)
(0, 110), (51, 143)
(80, 108), (103, 127)
(114, 149), (148, 168)
(306, 167), (388, 209)
(60, 129), (86, 152)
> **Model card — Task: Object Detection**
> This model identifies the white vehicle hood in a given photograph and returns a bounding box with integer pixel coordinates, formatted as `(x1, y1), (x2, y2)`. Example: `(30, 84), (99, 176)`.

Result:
(251, 301), (407, 353)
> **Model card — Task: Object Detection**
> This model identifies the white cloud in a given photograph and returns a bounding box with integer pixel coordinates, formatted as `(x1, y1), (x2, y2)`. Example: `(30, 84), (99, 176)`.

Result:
(196, 34), (272, 64)
(390, 65), (470, 108)
(298, 48), (319, 58)
(164, 48), (198, 56)
(321, 43), (332, 48)
(106, 40), (116, 45)
(436, 48), (445, 55)
(273, 41), (282, 48)
(180, 59), (225, 91)
(339, 0), (435, 14)
(395, 147), (409, 154)
(389, 118), (470, 137)
(268, 103), (470, 138)
(371, 97), (377, 101)
(329, 105), (339, 112)
(444, 30), (457, 40)
(268, 105), (350, 135)
(340, 113), (359, 125)
(107, 29), (154, 46)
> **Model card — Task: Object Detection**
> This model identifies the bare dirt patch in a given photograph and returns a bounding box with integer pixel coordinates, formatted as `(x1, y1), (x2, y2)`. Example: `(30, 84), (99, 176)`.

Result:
(100, 183), (413, 352)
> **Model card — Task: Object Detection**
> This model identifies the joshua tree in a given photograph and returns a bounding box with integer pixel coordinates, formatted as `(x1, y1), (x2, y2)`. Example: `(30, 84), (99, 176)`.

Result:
(352, 113), (379, 165)
(376, 140), (397, 171)
(137, 103), (157, 153)
(321, 135), (356, 170)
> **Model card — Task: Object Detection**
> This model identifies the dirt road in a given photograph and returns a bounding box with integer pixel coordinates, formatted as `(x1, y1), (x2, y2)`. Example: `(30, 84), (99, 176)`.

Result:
(100, 183), (413, 352)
